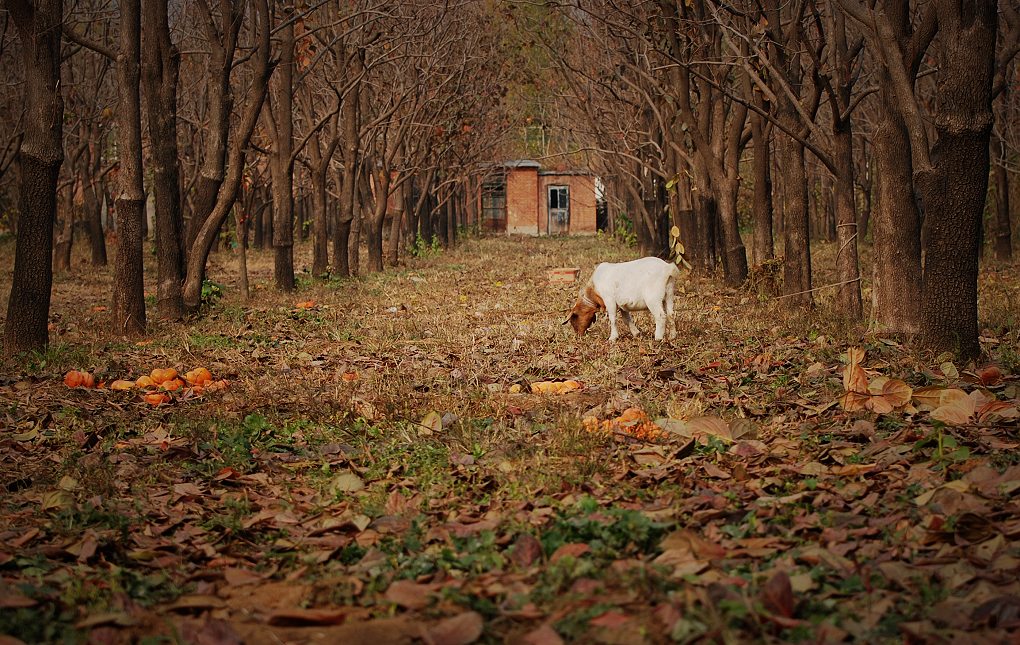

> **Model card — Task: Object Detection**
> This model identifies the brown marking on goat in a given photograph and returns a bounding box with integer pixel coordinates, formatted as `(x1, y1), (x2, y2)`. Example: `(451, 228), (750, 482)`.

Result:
(565, 284), (606, 336)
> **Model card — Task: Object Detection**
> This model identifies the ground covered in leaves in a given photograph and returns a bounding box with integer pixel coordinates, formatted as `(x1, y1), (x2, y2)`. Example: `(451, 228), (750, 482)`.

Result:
(2, 235), (1020, 644)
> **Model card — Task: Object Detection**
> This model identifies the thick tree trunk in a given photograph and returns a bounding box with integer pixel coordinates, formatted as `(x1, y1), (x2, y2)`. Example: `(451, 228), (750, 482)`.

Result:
(111, 0), (147, 336)
(3, 0), (64, 355)
(142, 0), (185, 321)
(917, 0), (997, 360)
(777, 128), (812, 307)
(750, 113), (774, 266)
(991, 132), (1013, 262)
(871, 88), (922, 335)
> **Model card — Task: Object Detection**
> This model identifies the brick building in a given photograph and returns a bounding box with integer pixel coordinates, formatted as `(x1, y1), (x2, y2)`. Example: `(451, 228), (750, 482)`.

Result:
(479, 160), (597, 235)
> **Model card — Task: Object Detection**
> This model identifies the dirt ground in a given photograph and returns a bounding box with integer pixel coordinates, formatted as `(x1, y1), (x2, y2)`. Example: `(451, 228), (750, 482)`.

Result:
(1, 234), (1019, 644)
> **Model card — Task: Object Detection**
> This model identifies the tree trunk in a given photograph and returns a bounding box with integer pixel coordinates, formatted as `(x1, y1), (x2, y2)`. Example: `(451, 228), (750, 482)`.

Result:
(111, 0), (147, 336)
(334, 61), (361, 276)
(717, 181), (747, 286)
(750, 113), (774, 266)
(235, 206), (250, 301)
(832, 121), (862, 319)
(83, 171), (106, 266)
(3, 1), (65, 376)
(366, 162), (390, 272)
(386, 180), (404, 266)
(53, 182), (73, 273)
(777, 127), (812, 307)
(917, 0), (997, 360)
(871, 84), (922, 335)
(183, 0), (272, 310)
(142, 0), (185, 321)
(270, 11), (295, 292)
(991, 131), (1013, 262)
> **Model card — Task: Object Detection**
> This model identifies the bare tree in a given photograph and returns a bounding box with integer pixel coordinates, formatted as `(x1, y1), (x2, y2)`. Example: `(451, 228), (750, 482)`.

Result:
(182, 0), (273, 310)
(111, 0), (146, 335)
(143, 0), (186, 320)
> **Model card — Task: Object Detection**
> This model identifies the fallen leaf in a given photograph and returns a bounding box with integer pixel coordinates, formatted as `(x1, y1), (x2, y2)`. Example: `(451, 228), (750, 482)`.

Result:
(761, 570), (795, 618)
(550, 543), (590, 563)
(384, 579), (435, 610)
(510, 533), (543, 568)
(425, 611), (484, 645)
(267, 607), (350, 626)
(522, 624), (564, 645)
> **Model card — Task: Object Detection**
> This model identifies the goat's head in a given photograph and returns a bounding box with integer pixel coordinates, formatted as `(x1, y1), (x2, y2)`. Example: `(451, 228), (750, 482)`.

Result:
(563, 301), (597, 336)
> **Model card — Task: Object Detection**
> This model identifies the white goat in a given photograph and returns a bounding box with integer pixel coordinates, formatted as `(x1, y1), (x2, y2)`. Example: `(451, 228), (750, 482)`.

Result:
(565, 257), (682, 341)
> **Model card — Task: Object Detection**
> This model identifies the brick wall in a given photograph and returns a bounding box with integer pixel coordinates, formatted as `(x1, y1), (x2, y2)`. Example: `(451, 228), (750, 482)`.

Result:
(506, 168), (539, 235)
(539, 173), (597, 235)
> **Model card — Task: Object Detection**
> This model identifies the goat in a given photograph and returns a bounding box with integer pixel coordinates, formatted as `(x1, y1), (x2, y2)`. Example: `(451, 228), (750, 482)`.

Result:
(564, 257), (681, 341)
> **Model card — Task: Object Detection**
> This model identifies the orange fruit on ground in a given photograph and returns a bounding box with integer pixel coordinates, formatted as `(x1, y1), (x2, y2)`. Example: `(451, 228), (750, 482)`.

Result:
(184, 367), (212, 385)
(161, 378), (185, 392)
(109, 379), (135, 391)
(150, 368), (178, 384)
(143, 392), (170, 406)
(136, 375), (156, 388)
(64, 370), (95, 388)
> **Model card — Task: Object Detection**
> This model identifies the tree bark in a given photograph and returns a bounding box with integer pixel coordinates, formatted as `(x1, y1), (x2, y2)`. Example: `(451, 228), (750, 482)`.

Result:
(82, 128), (107, 266)
(917, 0), (998, 360)
(53, 182), (73, 273)
(991, 131), (1013, 262)
(832, 121), (862, 319)
(750, 113), (774, 266)
(334, 54), (361, 276)
(142, 0), (185, 320)
(4, 0), (63, 356)
(871, 94), (922, 335)
(366, 161), (391, 272)
(111, 0), (147, 336)
(777, 126), (812, 307)
(269, 10), (295, 292)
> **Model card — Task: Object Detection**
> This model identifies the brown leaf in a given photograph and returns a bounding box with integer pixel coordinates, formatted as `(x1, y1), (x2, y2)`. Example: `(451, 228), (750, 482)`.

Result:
(223, 568), (264, 587)
(912, 386), (945, 410)
(931, 389), (975, 425)
(425, 611), (484, 645)
(550, 543), (590, 563)
(761, 570), (795, 618)
(687, 416), (732, 441)
(267, 607), (350, 626)
(510, 533), (543, 568)
(175, 617), (243, 645)
(588, 610), (632, 628)
(384, 579), (436, 610)
(0, 589), (37, 609)
(879, 378), (912, 407)
(977, 365), (1004, 386)
(522, 624), (564, 645)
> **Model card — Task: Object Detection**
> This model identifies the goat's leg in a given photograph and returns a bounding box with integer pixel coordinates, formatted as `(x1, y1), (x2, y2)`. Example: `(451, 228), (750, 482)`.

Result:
(648, 300), (667, 341)
(605, 301), (620, 342)
(621, 310), (641, 337)
(665, 278), (677, 339)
